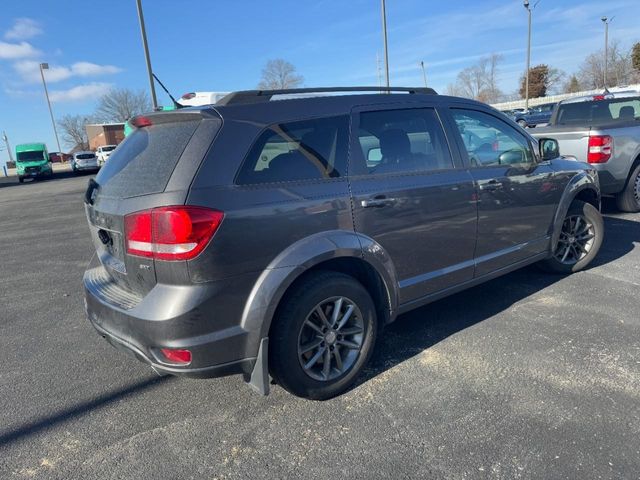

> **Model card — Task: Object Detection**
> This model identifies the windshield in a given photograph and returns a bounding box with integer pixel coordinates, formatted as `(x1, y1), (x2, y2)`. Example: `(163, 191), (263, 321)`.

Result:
(102, 146), (116, 152)
(556, 97), (640, 125)
(17, 150), (45, 162)
(76, 153), (95, 160)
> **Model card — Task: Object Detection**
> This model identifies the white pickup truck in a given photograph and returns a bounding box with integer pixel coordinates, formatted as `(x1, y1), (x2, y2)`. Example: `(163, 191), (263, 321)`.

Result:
(532, 91), (640, 212)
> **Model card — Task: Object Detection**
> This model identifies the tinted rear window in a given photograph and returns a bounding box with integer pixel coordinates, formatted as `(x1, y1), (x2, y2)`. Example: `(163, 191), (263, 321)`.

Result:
(77, 153), (95, 159)
(236, 115), (349, 184)
(95, 118), (200, 198)
(556, 97), (640, 125)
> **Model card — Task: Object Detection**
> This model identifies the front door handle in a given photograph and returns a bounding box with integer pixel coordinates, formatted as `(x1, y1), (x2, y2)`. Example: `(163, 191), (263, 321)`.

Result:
(479, 180), (503, 191)
(361, 196), (396, 208)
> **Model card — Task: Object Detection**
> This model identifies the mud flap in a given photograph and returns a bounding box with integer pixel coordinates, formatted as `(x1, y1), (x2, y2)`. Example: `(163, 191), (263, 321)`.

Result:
(247, 337), (270, 395)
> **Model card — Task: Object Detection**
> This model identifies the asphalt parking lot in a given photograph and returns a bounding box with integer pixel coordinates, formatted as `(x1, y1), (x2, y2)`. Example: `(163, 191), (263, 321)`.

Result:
(1, 173), (639, 479)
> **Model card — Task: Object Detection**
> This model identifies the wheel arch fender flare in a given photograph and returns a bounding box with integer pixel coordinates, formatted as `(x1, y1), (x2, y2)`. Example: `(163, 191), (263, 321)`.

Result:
(550, 170), (601, 250)
(239, 230), (400, 345)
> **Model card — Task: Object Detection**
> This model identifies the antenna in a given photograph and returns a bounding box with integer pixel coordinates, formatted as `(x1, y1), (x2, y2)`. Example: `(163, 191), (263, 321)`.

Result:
(151, 73), (184, 109)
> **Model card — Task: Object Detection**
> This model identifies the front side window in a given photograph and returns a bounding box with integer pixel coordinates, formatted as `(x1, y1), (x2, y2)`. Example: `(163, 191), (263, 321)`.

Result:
(357, 108), (453, 174)
(236, 116), (348, 184)
(451, 109), (534, 167)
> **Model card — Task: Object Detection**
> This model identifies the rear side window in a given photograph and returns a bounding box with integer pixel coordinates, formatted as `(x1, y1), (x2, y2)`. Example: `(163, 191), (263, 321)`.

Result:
(236, 115), (348, 184)
(357, 108), (453, 174)
(96, 118), (200, 198)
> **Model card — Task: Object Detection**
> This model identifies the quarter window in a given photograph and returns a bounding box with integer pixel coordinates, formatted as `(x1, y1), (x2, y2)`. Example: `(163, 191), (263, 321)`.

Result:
(451, 109), (534, 167)
(357, 108), (453, 174)
(236, 116), (348, 184)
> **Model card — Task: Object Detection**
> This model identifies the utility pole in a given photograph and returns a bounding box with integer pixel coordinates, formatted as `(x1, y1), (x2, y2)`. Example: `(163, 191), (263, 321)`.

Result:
(420, 61), (428, 87)
(136, 0), (158, 109)
(381, 0), (390, 89)
(39, 63), (62, 155)
(601, 16), (614, 89)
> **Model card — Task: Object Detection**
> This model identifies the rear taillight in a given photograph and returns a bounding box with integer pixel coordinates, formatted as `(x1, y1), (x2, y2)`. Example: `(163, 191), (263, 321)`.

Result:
(160, 348), (192, 365)
(587, 135), (612, 163)
(124, 206), (224, 261)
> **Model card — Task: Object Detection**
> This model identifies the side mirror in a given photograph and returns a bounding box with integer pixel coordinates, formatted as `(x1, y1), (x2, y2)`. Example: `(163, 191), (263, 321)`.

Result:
(538, 138), (559, 161)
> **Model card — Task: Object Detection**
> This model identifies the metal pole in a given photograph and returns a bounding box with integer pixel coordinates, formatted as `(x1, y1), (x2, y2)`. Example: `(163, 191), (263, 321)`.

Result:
(3, 131), (14, 163)
(603, 18), (608, 88)
(39, 64), (62, 155)
(420, 61), (427, 87)
(381, 0), (390, 89)
(376, 52), (382, 90)
(136, 0), (158, 109)
(525, 5), (532, 110)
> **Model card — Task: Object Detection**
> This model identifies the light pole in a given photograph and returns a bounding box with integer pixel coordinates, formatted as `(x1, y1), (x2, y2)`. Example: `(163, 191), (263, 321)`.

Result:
(420, 61), (427, 87)
(601, 16), (614, 88)
(39, 63), (62, 155)
(381, 0), (390, 89)
(2, 131), (13, 163)
(136, 0), (158, 109)
(523, 0), (533, 111)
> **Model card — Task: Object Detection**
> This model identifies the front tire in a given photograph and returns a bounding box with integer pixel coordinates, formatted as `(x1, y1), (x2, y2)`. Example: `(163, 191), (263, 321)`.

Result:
(269, 271), (378, 400)
(18, 176), (24, 183)
(615, 163), (640, 213)
(540, 200), (603, 274)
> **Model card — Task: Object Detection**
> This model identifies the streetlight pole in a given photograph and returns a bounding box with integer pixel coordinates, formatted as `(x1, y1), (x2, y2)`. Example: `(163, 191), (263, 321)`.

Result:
(2, 131), (14, 163)
(601, 16), (614, 88)
(39, 63), (62, 155)
(420, 61), (427, 87)
(136, 0), (158, 109)
(523, 0), (533, 111)
(381, 0), (390, 89)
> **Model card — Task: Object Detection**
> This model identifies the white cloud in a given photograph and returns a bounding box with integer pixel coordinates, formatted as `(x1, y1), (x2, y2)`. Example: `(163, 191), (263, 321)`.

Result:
(0, 41), (40, 59)
(13, 60), (122, 83)
(49, 82), (113, 103)
(4, 18), (43, 41)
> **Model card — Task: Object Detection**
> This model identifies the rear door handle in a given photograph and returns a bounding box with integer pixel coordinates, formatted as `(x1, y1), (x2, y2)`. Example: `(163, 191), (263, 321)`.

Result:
(479, 180), (503, 191)
(361, 197), (396, 208)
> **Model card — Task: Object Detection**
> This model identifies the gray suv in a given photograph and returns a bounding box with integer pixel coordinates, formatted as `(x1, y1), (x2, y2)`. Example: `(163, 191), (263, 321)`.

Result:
(83, 87), (603, 400)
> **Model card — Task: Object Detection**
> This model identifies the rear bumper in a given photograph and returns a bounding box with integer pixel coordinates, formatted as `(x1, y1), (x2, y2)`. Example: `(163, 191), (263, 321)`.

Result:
(83, 265), (261, 378)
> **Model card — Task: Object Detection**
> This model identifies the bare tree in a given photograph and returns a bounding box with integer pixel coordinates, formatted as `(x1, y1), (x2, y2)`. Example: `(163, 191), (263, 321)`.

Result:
(450, 54), (503, 103)
(258, 59), (304, 90)
(95, 88), (152, 123)
(57, 114), (92, 150)
(578, 41), (637, 89)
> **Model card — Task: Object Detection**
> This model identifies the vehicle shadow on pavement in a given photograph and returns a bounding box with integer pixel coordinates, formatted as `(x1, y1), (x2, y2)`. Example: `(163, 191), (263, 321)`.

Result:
(0, 171), (93, 189)
(356, 212), (639, 391)
(0, 375), (171, 448)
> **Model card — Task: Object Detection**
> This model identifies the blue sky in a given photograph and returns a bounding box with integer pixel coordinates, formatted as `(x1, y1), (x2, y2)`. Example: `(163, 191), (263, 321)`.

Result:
(1, 0), (638, 165)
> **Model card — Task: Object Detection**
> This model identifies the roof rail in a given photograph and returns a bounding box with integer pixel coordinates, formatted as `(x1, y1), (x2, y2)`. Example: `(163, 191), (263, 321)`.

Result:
(216, 86), (437, 106)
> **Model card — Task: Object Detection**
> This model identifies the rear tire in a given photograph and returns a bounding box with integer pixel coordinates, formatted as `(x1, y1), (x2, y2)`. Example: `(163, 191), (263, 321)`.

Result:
(517, 119), (527, 128)
(539, 200), (603, 274)
(18, 176), (24, 183)
(269, 271), (378, 400)
(614, 163), (640, 213)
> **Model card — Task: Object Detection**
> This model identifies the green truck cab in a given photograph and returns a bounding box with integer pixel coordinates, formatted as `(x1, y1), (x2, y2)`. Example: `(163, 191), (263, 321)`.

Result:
(15, 143), (53, 183)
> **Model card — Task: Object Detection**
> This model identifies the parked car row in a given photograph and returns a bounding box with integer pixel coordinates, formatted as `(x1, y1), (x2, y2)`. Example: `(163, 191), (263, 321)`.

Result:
(82, 86), (605, 400)
(501, 103), (558, 128)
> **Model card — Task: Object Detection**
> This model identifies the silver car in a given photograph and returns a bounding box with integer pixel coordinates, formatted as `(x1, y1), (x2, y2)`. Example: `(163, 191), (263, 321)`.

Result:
(72, 151), (99, 173)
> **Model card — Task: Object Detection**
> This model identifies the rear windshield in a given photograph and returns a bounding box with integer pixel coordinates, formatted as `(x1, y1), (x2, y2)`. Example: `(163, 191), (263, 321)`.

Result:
(17, 150), (45, 162)
(95, 117), (200, 198)
(101, 146), (116, 152)
(555, 97), (640, 125)
(76, 153), (95, 159)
